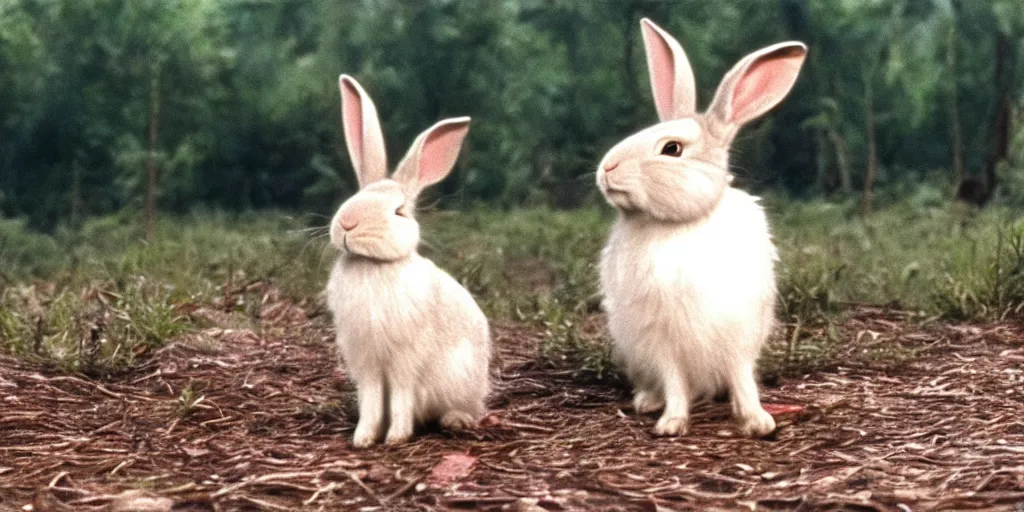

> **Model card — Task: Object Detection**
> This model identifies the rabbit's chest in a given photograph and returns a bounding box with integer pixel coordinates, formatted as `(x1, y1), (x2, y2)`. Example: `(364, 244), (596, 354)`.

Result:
(605, 225), (725, 299)
(601, 215), (776, 327)
(328, 258), (436, 345)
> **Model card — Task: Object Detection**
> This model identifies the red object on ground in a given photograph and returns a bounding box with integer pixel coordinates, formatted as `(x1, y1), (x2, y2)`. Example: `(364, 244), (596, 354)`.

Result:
(762, 404), (805, 416)
(428, 453), (478, 486)
(478, 413), (501, 427)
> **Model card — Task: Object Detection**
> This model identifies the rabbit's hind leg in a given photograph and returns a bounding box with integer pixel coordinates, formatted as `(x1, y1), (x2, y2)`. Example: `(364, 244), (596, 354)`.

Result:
(632, 388), (665, 414)
(440, 410), (478, 430)
(625, 358), (664, 414)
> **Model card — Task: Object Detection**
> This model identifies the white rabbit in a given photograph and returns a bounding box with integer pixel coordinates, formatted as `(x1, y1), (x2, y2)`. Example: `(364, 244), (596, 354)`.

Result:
(596, 19), (807, 438)
(326, 75), (491, 448)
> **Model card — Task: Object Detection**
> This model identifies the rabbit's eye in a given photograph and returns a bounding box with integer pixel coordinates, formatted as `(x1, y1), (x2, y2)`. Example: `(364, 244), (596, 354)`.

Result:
(660, 141), (683, 157)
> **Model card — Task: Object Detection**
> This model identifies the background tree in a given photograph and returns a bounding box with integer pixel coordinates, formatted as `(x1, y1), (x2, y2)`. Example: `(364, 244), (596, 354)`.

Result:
(1, 0), (1022, 231)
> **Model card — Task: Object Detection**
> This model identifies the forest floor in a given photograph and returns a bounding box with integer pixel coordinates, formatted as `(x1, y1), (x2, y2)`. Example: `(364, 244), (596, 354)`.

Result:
(2, 284), (1024, 512)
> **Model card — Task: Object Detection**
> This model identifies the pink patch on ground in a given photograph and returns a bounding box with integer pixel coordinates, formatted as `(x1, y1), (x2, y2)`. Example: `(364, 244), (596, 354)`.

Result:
(427, 453), (477, 486)
(763, 404), (805, 416)
(478, 413), (501, 427)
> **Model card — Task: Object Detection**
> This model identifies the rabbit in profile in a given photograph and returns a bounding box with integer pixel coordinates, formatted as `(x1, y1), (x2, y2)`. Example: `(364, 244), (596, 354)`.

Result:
(326, 75), (490, 447)
(596, 19), (807, 438)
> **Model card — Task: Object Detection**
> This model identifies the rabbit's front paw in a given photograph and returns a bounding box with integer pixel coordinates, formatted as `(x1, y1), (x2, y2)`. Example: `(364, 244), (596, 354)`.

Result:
(738, 408), (776, 438)
(633, 390), (665, 415)
(384, 424), (413, 445)
(653, 415), (688, 436)
(352, 423), (379, 448)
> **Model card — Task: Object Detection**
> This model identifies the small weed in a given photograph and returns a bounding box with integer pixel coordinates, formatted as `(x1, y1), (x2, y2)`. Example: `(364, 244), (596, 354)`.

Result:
(774, 262), (845, 374)
(527, 299), (614, 379)
(298, 399), (348, 423)
(176, 384), (205, 417)
(761, 334), (839, 379)
(934, 225), (1024, 320)
(0, 279), (191, 375)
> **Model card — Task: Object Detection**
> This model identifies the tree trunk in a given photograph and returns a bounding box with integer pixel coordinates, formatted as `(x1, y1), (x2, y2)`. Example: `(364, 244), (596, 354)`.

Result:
(957, 31), (1014, 207)
(946, 22), (965, 185)
(814, 128), (828, 192)
(145, 69), (161, 242)
(71, 158), (82, 229)
(983, 32), (1013, 195)
(863, 79), (878, 215)
(826, 123), (852, 194)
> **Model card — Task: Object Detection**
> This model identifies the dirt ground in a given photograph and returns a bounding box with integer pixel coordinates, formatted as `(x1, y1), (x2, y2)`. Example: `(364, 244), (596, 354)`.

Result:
(2, 288), (1024, 511)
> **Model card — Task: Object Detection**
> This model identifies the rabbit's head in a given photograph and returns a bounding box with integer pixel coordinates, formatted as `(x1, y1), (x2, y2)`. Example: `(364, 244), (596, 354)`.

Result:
(329, 75), (470, 261)
(597, 19), (806, 223)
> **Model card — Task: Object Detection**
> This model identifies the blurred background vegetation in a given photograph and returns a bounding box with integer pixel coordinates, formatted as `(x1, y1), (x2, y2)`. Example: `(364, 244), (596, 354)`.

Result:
(0, 0), (1022, 231)
(2, 0), (1024, 376)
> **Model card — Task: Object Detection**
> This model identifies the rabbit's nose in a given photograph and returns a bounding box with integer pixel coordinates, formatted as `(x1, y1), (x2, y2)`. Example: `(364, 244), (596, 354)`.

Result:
(603, 159), (620, 172)
(339, 211), (359, 231)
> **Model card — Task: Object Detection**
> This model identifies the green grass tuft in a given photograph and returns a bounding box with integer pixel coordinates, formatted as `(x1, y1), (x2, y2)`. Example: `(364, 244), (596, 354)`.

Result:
(2, 200), (1022, 376)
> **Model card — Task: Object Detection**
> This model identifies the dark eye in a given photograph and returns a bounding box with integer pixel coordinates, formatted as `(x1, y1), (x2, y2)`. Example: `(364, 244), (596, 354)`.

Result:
(661, 141), (683, 157)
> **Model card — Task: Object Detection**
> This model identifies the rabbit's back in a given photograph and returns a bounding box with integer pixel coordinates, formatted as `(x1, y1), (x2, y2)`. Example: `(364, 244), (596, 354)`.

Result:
(600, 188), (777, 396)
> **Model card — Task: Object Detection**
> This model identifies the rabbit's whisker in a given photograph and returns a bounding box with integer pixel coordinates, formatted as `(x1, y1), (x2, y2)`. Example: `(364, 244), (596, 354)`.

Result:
(289, 225), (330, 234)
(318, 243), (335, 266)
(418, 237), (438, 253)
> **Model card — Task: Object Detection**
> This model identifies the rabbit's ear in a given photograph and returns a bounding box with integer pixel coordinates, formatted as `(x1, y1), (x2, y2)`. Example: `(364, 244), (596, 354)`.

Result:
(339, 75), (388, 188)
(640, 18), (697, 121)
(393, 117), (471, 196)
(707, 42), (807, 136)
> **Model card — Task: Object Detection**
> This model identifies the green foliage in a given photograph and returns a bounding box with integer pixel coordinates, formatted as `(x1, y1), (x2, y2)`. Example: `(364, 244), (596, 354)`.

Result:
(1, 0), (1021, 229)
(418, 208), (607, 317)
(0, 211), (333, 373)
(0, 277), (190, 375)
(0, 217), (63, 278)
(933, 224), (1024, 320)
(4, 200), (1023, 377)
(3, 0), (1022, 383)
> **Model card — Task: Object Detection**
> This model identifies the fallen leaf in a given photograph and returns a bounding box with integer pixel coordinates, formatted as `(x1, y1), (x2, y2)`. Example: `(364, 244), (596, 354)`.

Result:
(427, 453), (477, 486)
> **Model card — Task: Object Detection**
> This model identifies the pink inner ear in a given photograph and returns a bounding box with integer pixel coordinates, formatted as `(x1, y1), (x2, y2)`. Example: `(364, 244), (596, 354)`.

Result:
(341, 81), (363, 169)
(730, 52), (804, 124)
(418, 123), (468, 186)
(642, 23), (677, 121)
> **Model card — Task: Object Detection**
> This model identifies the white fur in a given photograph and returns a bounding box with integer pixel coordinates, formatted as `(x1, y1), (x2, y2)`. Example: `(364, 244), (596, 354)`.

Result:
(327, 253), (490, 447)
(328, 75), (489, 447)
(600, 188), (777, 436)
(596, 18), (805, 437)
